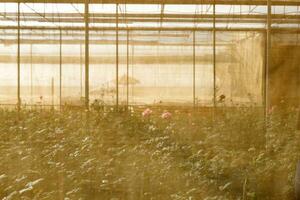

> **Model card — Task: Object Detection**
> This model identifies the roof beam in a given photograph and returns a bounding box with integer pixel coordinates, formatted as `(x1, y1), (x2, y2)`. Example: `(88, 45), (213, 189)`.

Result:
(0, 38), (227, 46)
(0, 54), (232, 64)
(2, 0), (300, 6)
(2, 25), (300, 33)
(0, 32), (190, 38)
(3, 16), (300, 24)
(0, 25), (267, 31)
(4, 13), (300, 20)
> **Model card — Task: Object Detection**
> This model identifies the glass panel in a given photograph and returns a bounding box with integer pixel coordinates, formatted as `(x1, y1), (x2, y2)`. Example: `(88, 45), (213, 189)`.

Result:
(61, 41), (84, 106)
(120, 4), (161, 14)
(0, 3), (18, 106)
(20, 3), (84, 27)
(89, 30), (116, 106)
(129, 30), (193, 106)
(195, 31), (214, 106)
(216, 31), (264, 106)
(0, 30), (17, 106)
(20, 34), (60, 106)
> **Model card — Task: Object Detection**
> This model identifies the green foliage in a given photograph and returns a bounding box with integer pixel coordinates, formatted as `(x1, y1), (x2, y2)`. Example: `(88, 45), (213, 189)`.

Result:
(0, 107), (298, 199)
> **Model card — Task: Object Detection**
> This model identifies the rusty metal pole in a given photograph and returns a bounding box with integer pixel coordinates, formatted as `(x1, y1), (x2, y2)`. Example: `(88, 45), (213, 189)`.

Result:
(17, 2), (21, 111)
(116, 4), (119, 111)
(85, 0), (89, 110)
(59, 29), (62, 110)
(213, 0), (216, 108)
(265, 0), (271, 118)
(126, 30), (129, 108)
(193, 30), (196, 108)
(80, 44), (83, 98)
(131, 44), (134, 104)
(30, 43), (33, 104)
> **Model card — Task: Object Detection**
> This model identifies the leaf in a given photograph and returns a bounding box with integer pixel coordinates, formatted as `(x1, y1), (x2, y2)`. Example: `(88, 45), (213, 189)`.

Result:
(219, 182), (232, 191)
(19, 186), (33, 194)
(26, 178), (44, 188)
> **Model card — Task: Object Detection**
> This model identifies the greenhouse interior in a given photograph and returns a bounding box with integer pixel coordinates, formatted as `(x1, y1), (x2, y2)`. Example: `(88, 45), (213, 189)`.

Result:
(0, 0), (299, 199)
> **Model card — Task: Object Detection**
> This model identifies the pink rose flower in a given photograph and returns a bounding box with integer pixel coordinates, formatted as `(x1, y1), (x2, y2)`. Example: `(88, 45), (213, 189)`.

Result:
(161, 111), (172, 119)
(142, 108), (153, 117)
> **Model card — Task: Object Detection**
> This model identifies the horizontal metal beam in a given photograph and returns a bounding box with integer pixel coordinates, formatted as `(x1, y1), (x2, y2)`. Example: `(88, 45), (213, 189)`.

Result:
(2, 12), (299, 29)
(0, 25), (267, 32)
(1, 38), (229, 46)
(2, 16), (300, 24)
(1, 25), (300, 33)
(2, 0), (300, 6)
(0, 32), (190, 38)
(0, 54), (232, 64)
(3, 12), (300, 20)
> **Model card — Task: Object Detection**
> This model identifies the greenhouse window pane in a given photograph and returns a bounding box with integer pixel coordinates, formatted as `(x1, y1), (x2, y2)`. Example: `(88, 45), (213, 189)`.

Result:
(120, 4), (161, 14)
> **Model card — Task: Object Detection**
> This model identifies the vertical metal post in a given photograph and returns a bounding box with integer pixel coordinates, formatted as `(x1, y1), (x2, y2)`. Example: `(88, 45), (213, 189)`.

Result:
(193, 30), (196, 108)
(85, 1), (89, 110)
(131, 44), (134, 104)
(80, 44), (83, 97)
(126, 30), (129, 108)
(213, 1), (216, 108)
(265, 0), (271, 117)
(17, 2), (21, 111)
(30, 44), (33, 104)
(116, 4), (119, 110)
(59, 29), (62, 110)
